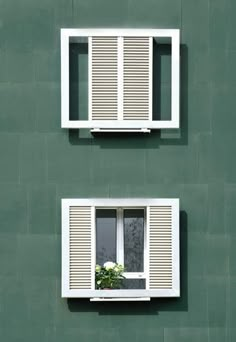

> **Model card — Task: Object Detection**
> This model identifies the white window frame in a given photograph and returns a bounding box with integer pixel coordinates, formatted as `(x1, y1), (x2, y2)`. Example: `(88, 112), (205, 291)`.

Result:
(61, 29), (180, 131)
(96, 207), (147, 282)
(62, 198), (180, 300)
(116, 207), (147, 282)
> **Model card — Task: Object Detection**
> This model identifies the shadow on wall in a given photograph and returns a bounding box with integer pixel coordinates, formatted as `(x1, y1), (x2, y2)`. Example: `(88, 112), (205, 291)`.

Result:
(68, 44), (188, 149)
(69, 42), (88, 121)
(67, 211), (188, 315)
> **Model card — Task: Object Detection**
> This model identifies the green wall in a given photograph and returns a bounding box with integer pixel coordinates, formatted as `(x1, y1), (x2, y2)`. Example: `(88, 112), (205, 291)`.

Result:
(0, 0), (235, 341)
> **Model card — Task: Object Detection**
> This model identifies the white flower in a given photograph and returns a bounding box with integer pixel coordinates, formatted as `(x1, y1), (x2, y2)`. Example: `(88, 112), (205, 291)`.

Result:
(114, 264), (124, 272)
(104, 261), (116, 270)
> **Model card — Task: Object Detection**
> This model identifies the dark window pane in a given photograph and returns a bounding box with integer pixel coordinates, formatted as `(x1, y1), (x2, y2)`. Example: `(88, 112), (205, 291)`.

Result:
(124, 209), (144, 272)
(69, 40), (88, 121)
(96, 209), (116, 266)
(122, 279), (146, 289)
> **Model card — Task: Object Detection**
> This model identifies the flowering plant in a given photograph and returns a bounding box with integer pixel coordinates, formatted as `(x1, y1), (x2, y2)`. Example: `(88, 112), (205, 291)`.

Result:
(95, 261), (125, 289)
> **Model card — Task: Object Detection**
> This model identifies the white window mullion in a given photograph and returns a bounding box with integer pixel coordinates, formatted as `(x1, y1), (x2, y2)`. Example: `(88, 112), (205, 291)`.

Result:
(116, 208), (124, 265)
(146, 206), (150, 290)
(123, 272), (145, 279)
(118, 37), (123, 121)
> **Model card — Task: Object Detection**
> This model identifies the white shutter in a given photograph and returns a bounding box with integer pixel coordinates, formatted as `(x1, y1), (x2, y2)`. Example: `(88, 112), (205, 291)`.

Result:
(123, 37), (152, 120)
(89, 37), (118, 120)
(69, 206), (93, 290)
(149, 205), (173, 289)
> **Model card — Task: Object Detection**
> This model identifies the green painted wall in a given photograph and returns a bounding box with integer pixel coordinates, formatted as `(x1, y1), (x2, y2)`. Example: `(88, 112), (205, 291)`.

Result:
(0, 0), (235, 341)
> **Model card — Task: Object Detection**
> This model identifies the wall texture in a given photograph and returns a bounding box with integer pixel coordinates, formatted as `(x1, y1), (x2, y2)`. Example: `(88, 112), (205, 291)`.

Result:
(0, 0), (235, 341)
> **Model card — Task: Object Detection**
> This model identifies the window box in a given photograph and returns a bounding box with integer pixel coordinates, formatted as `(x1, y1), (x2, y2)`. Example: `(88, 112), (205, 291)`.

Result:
(61, 198), (180, 300)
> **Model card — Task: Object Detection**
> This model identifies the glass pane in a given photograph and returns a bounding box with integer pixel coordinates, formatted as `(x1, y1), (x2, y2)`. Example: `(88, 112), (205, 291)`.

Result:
(96, 209), (116, 266)
(69, 40), (88, 121)
(122, 279), (146, 289)
(124, 209), (144, 272)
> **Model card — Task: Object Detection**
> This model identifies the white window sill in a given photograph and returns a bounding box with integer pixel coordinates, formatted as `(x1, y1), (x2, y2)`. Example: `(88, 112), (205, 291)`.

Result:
(90, 297), (150, 302)
(62, 289), (179, 298)
(90, 128), (151, 133)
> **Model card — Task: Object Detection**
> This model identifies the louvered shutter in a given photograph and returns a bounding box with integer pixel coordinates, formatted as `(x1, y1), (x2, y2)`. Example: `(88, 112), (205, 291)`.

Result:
(89, 36), (152, 123)
(89, 37), (118, 120)
(69, 206), (93, 290)
(123, 37), (152, 120)
(148, 205), (173, 290)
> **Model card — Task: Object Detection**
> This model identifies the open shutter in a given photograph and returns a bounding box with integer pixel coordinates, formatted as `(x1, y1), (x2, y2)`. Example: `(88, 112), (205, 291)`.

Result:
(148, 205), (173, 290)
(89, 37), (118, 120)
(69, 206), (93, 290)
(123, 37), (152, 120)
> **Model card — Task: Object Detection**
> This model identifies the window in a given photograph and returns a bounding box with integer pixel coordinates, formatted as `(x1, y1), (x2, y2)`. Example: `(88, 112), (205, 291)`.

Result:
(61, 29), (180, 132)
(61, 198), (180, 300)
(96, 209), (117, 265)
(96, 208), (146, 289)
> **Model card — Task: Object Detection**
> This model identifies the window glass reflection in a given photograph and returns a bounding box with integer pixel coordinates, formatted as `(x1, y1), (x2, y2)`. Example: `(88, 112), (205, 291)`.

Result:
(96, 209), (117, 265)
(124, 209), (144, 272)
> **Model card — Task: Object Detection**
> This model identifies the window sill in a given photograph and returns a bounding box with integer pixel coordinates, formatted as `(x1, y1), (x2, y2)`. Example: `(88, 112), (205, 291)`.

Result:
(90, 128), (151, 133)
(62, 289), (179, 298)
(90, 297), (150, 302)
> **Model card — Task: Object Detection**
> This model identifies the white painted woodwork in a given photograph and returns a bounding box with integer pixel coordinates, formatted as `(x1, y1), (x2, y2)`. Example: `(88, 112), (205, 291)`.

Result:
(61, 198), (180, 299)
(61, 29), (180, 131)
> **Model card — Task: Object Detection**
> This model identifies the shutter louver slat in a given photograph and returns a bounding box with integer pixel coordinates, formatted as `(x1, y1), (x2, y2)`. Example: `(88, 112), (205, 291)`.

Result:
(123, 37), (152, 121)
(90, 37), (118, 120)
(69, 206), (92, 290)
(149, 206), (173, 290)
